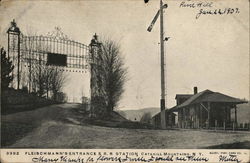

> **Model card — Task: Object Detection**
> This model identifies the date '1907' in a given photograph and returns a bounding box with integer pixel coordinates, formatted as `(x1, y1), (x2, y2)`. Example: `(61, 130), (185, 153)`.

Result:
(196, 8), (240, 19)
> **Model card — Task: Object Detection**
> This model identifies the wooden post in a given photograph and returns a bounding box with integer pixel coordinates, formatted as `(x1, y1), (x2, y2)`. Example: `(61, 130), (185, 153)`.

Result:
(195, 105), (197, 128)
(200, 104), (202, 129)
(192, 108), (194, 129)
(223, 121), (226, 130)
(208, 102), (211, 129)
(228, 106), (231, 129)
(182, 108), (184, 128)
(197, 105), (199, 128)
(234, 105), (237, 128)
(183, 108), (185, 128)
(224, 106), (227, 129)
(178, 110), (180, 128)
(215, 120), (217, 131)
(180, 109), (183, 128)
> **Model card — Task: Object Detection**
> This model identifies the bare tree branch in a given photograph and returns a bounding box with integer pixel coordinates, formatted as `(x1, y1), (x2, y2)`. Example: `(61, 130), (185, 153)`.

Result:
(91, 37), (127, 117)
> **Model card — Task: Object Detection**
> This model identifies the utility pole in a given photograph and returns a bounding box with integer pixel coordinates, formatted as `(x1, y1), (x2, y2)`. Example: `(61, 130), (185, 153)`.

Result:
(159, 0), (166, 129)
(146, 0), (168, 129)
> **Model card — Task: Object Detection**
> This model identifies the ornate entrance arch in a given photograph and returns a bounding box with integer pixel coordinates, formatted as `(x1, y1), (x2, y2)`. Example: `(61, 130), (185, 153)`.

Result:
(7, 20), (90, 95)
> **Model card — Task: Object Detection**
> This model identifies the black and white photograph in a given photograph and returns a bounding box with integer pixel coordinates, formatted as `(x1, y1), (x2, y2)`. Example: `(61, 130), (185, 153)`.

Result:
(0, 0), (249, 153)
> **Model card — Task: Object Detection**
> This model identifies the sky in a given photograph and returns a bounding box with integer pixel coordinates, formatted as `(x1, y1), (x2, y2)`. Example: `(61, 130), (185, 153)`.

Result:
(0, 0), (249, 110)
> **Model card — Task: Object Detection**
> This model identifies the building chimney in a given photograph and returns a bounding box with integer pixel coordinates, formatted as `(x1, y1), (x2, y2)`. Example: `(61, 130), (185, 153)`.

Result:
(194, 87), (198, 94)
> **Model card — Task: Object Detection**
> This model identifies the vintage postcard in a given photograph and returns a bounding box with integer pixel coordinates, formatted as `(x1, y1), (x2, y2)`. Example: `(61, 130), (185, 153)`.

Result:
(0, 0), (249, 162)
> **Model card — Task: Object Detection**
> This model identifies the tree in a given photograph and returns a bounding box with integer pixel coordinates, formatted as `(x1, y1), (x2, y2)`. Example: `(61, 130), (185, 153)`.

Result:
(55, 92), (67, 102)
(22, 30), (67, 98)
(1, 47), (14, 90)
(91, 38), (127, 116)
(30, 64), (67, 99)
(31, 64), (48, 97)
(49, 67), (67, 100)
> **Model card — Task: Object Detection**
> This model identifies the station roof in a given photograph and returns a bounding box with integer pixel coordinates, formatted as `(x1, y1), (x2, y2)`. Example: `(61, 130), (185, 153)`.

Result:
(169, 89), (247, 112)
(175, 94), (193, 99)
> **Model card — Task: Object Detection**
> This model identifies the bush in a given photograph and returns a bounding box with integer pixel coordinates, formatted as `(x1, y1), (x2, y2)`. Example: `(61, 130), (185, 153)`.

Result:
(1, 47), (14, 90)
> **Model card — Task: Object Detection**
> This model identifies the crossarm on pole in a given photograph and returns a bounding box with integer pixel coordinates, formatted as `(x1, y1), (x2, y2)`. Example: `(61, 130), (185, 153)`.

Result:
(147, 10), (160, 32)
(147, 3), (168, 32)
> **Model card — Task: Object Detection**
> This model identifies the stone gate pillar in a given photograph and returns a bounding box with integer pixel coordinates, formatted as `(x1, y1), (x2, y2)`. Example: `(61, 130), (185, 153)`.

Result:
(7, 19), (21, 90)
(89, 34), (102, 117)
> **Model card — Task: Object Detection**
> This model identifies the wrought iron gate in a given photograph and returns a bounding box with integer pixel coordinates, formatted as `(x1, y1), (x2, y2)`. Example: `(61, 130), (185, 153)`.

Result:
(7, 20), (90, 94)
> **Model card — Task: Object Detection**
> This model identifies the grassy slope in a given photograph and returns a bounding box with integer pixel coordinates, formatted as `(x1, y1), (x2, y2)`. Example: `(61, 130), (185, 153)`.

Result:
(1, 88), (58, 115)
(1, 103), (81, 147)
(2, 103), (250, 149)
(1, 103), (152, 147)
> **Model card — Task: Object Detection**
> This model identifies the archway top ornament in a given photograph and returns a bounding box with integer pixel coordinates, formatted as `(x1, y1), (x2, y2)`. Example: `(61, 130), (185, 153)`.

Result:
(47, 26), (70, 41)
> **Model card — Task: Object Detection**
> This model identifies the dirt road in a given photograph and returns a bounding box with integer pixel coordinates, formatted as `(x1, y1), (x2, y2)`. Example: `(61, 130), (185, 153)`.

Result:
(2, 103), (250, 148)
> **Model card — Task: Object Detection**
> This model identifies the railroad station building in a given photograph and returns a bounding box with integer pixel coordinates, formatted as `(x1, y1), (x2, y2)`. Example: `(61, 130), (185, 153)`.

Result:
(169, 87), (247, 129)
(152, 87), (247, 129)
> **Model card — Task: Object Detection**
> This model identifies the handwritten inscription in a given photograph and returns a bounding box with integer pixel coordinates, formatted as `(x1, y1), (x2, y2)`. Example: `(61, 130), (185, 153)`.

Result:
(219, 154), (242, 163)
(180, 1), (213, 8)
(31, 154), (210, 163)
(3, 150), (249, 163)
(179, 0), (240, 19)
(196, 8), (240, 19)
(32, 156), (59, 163)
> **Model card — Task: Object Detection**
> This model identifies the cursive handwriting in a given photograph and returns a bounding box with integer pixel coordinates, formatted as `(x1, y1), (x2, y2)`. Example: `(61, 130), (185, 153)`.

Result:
(31, 154), (211, 163)
(179, 1), (240, 19)
(180, 1), (213, 8)
(196, 8), (240, 19)
(219, 154), (242, 163)
(176, 156), (209, 162)
(32, 156), (59, 163)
